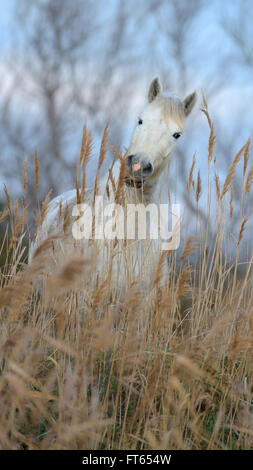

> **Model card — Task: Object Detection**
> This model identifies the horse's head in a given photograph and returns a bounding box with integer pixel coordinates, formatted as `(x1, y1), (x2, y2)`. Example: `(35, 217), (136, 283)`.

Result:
(125, 77), (197, 189)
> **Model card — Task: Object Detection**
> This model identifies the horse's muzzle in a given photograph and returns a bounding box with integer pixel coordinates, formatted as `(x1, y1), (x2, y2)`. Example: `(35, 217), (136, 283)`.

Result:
(125, 155), (154, 188)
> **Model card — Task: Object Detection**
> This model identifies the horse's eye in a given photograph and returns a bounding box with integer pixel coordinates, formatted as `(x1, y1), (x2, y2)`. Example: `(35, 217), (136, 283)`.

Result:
(173, 132), (182, 139)
(138, 118), (143, 125)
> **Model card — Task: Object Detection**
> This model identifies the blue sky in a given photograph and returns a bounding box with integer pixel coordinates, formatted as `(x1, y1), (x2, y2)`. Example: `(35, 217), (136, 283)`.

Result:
(0, 0), (14, 48)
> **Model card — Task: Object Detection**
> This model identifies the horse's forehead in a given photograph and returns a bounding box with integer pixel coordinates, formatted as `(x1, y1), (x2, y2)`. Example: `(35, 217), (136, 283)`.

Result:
(143, 99), (184, 129)
(143, 103), (162, 119)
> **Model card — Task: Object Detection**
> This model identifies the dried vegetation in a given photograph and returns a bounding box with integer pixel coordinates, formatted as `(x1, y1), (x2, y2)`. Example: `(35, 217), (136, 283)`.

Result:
(0, 105), (253, 450)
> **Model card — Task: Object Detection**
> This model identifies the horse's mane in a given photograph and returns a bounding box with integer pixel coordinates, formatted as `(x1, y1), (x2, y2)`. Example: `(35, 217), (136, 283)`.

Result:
(156, 94), (185, 129)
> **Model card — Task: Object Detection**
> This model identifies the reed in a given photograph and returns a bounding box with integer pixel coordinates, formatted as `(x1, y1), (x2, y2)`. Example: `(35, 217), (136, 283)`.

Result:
(0, 118), (252, 451)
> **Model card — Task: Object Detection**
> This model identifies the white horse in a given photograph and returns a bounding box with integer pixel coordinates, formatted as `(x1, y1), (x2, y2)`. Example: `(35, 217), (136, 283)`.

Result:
(29, 77), (197, 293)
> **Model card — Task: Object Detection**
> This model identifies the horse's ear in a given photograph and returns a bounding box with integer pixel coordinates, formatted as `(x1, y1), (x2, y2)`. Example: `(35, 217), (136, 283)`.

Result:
(183, 91), (197, 117)
(148, 77), (162, 103)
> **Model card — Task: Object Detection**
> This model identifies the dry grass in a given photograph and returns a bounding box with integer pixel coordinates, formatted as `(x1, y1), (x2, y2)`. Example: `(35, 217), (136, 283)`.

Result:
(0, 110), (253, 450)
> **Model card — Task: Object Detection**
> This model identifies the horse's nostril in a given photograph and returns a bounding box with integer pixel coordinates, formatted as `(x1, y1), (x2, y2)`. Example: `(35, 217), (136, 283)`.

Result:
(143, 162), (153, 174)
(126, 155), (134, 166)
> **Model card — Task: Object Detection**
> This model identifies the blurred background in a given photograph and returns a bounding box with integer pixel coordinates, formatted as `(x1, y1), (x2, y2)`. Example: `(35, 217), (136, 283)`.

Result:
(0, 0), (252, 258)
